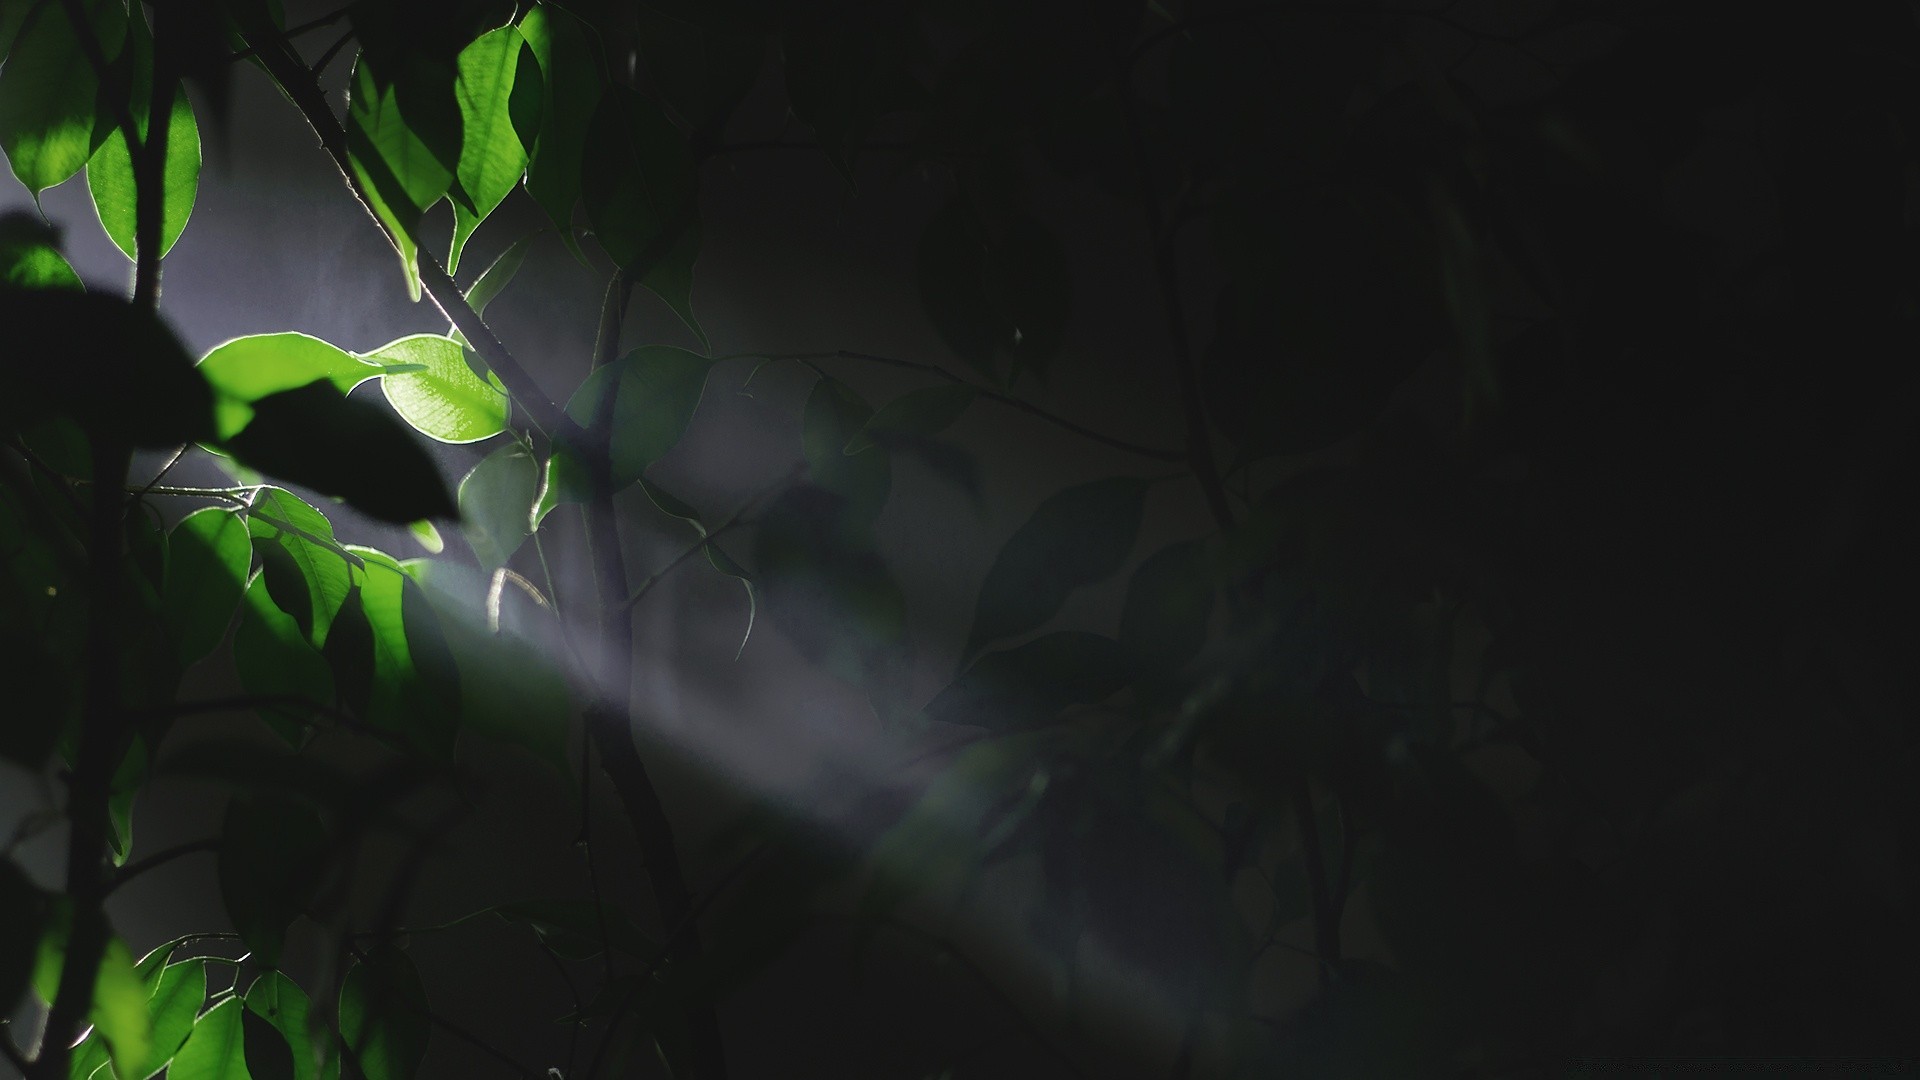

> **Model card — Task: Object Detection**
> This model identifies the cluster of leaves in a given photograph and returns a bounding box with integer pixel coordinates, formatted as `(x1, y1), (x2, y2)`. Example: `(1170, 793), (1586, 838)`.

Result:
(6, 0), (1918, 1076)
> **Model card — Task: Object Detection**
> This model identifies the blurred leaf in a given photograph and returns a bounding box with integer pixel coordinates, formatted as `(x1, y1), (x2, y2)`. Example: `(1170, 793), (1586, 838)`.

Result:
(0, 210), (82, 287)
(925, 632), (1131, 730)
(168, 996), (247, 1080)
(222, 381), (458, 523)
(0, 859), (42, 1019)
(219, 795), (329, 968)
(87, 85), (201, 261)
(33, 911), (151, 1080)
(458, 441), (538, 570)
(532, 439), (588, 524)
(462, 228), (535, 315)
(447, 27), (541, 272)
(966, 476), (1147, 657)
(247, 971), (335, 1080)
(338, 946), (429, 1080)
(197, 333), (380, 441)
(162, 507), (252, 666)
(0, 288), (216, 448)
(563, 345), (714, 489)
(918, 198), (1070, 384)
(407, 518), (444, 554)
(518, 3), (598, 256)
(0, 0), (124, 194)
(365, 334), (510, 444)
(1119, 538), (1214, 673)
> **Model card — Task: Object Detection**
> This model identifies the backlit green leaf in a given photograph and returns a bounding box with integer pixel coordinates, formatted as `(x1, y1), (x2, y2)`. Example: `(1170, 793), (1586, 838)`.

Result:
(347, 547), (460, 757)
(197, 333), (379, 440)
(169, 996), (246, 1080)
(365, 334), (509, 443)
(247, 488), (352, 645)
(163, 507), (252, 665)
(87, 86), (201, 261)
(447, 27), (540, 272)
(345, 56), (456, 300)
(33, 912), (151, 1079)
(458, 441), (539, 569)
(232, 574), (335, 745)
(130, 958), (209, 1078)
(0, 0), (124, 194)
(0, 211), (82, 288)
(463, 228), (535, 315)
(966, 477), (1147, 657)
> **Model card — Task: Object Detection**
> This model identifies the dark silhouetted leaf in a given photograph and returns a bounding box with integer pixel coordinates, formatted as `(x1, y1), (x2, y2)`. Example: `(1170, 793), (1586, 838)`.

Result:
(845, 384), (973, 454)
(802, 376), (889, 530)
(925, 632), (1131, 730)
(232, 574), (334, 745)
(966, 476), (1147, 657)
(241, 983), (298, 1080)
(197, 333), (380, 440)
(339, 946), (429, 1080)
(219, 795), (329, 967)
(0, 210), (82, 288)
(163, 507), (251, 665)
(0, 859), (41, 1019)
(518, 4), (598, 257)
(222, 381), (457, 523)
(580, 86), (700, 327)
(246, 971), (329, 1080)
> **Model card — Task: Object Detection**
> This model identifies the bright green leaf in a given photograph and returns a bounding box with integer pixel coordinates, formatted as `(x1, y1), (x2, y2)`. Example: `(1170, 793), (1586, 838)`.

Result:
(518, 5), (597, 256)
(0, 210), (82, 288)
(0, 0), (125, 194)
(463, 228), (536, 315)
(33, 913), (151, 1080)
(966, 477), (1148, 658)
(459, 441), (539, 569)
(163, 508), (252, 665)
(87, 86), (201, 261)
(247, 488), (352, 646)
(407, 518), (444, 553)
(447, 27), (540, 272)
(130, 958), (209, 1078)
(168, 996), (246, 1080)
(197, 334), (381, 440)
(349, 547), (460, 757)
(365, 334), (509, 443)
(345, 56), (456, 300)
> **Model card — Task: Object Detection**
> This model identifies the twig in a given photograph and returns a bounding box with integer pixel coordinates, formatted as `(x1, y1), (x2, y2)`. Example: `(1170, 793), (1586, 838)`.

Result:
(619, 467), (796, 612)
(108, 837), (220, 893)
(226, 3), (353, 62)
(734, 351), (1185, 462)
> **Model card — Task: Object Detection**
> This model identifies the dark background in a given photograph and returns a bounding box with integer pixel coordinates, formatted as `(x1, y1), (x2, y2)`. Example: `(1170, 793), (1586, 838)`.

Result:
(7, 0), (1920, 1076)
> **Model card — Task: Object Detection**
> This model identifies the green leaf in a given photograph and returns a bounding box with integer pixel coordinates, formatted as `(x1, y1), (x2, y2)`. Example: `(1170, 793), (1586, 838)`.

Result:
(130, 958), (209, 1079)
(247, 488), (353, 646)
(0, 210), (83, 288)
(966, 477), (1148, 657)
(563, 345), (714, 489)
(845, 385), (974, 454)
(87, 86), (201, 261)
(346, 547), (461, 757)
(580, 86), (697, 281)
(532, 439), (589, 525)
(462, 228), (535, 315)
(222, 381), (458, 524)
(338, 947), (429, 1080)
(447, 27), (540, 271)
(407, 518), (444, 554)
(197, 333), (380, 440)
(345, 55), (456, 300)
(518, 4), (598, 255)
(232, 574), (335, 745)
(34, 913), (152, 1080)
(802, 377), (889, 529)
(925, 632), (1132, 730)
(169, 996), (247, 1080)
(365, 334), (509, 444)
(163, 507), (252, 665)
(1119, 538), (1215, 673)
(917, 198), (1072, 384)
(247, 971), (336, 1080)
(219, 796), (329, 968)
(0, 0), (125, 194)
(0, 859), (42, 1020)
(458, 441), (539, 570)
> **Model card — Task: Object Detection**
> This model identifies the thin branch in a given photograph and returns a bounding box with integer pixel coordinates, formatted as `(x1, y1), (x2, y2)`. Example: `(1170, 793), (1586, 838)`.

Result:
(127, 445), (188, 501)
(736, 351), (1185, 462)
(620, 467), (797, 612)
(226, 3), (353, 62)
(108, 838), (220, 893)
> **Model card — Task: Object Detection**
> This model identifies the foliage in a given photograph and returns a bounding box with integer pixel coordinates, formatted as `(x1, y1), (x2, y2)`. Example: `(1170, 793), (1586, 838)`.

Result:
(2, 1), (1916, 1078)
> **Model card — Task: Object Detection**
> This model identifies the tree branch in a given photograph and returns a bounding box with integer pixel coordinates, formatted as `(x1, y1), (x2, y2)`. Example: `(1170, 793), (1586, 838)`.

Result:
(739, 351), (1185, 462)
